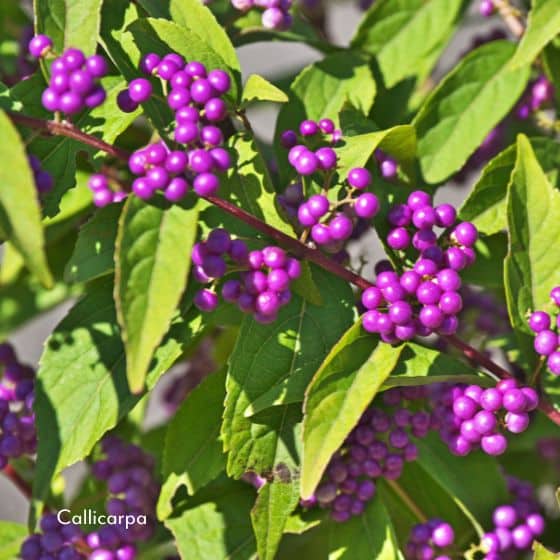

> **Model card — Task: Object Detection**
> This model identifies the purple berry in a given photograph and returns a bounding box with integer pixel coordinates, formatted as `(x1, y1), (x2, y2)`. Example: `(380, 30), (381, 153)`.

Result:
(347, 168), (371, 189)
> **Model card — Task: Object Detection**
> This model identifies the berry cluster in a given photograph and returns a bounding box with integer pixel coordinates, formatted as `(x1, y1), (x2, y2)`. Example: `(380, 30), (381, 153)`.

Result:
(28, 154), (54, 196)
(91, 437), (160, 546)
(192, 229), (301, 323)
(307, 387), (432, 522)
(405, 519), (455, 560)
(529, 286), (560, 375)
(87, 174), (127, 208)
(480, 476), (545, 557)
(115, 53), (233, 201)
(0, 343), (36, 468)
(20, 513), (85, 560)
(231, 0), (293, 30)
(514, 75), (555, 120)
(430, 379), (538, 457)
(29, 34), (109, 116)
(361, 191), (478, 341)
(281, 117), (341, 176)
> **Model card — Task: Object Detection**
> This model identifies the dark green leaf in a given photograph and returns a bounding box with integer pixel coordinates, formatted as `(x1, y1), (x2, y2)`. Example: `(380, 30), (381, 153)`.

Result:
(158, 369), (226, 520)
(242, 74), (289, 105)
(460, 233), (508, 290)
(65, 203), (123, 283)
(115, 196), (199, 393)
(33, 277), (197, 503)
(0, 110), (52, 287)
(222, 266), (355, 479)
(351, 0), (467, 88)
(301, 323), (402, 498)
(277, 499), (400, 559)
(251, 480), (300, 560)
(510, 0), (560, 68)
(459, 138), (560, 235)
(504, 134), (560, 333)
(414, 41), (530, 183)
(0, 521), (27, 560)
(164, 477), (256, 560)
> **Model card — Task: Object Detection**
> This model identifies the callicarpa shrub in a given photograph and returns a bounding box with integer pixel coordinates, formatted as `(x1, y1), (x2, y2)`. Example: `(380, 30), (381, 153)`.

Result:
(0, 0), (559, 558)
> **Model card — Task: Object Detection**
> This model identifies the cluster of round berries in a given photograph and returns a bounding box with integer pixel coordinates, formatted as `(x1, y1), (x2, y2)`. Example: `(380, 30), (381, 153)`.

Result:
(430, 379), (538, 457)
(231, 0), (293, 30)
(405, 519), (455, 560)
(305, 387), (432, 522)
(116, 53), (232, 200)
(20, 513), (85, 560)
(480, 476), (545, 557)
(91, 437), (160, 547)
(192, 229), (301, 324)
(479, 0), (495, 17)
(529, 286), (560, 375)
(515, 75), (555, 120)
(87, 174), (127, 208)
(28, 154), (54, 195)
(0, 343), (36, 468)
(361, 191), (478, 341)
(298, 169), (379, 249)
(281, 117), (341, 176)
(28, 35), (108, 116)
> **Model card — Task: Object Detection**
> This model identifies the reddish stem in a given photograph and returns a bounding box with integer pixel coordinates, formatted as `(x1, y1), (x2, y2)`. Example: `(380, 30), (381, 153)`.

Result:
(8, 112), (560, 426)
(6, 111), (129, 161)
(2, 464), (32, 500)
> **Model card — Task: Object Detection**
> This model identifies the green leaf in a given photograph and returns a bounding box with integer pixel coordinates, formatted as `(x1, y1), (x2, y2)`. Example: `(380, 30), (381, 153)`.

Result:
(34, 0), (104, 54)
(158, 369), (226, 520)
(510, 0), (560, 68)
(277, 499), (400, 560)
(251, 480), (300, 560)
(459, 138), (560, 235)
(460, 233), (508, 290)
(414, 41), (531, 183)
(164, 477), (256, 560)
(335, 124), (417, 181)
(115, 196), (199, 393)
(533, 542), (560, 560)
(301, 323), (402, 498)
(351, 0), (467, 88)
(137, 0), (239, 72)
(275, 52), (376, 183)
(33, 277), (195, 504)
(543, 40), (560, 106)
(242, 74), (289, 105)
(384, 342), (485, 388)
(0, 110), (52, 287)
(0, 521), (27, 560)
(65, 203), (122, 283)
(222, 266), (355, 479)
(127, 17), (240, 102)
(504, 134), (560, 333)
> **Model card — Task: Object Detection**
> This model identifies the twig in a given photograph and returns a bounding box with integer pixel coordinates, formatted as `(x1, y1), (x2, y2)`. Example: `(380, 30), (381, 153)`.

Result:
(492, 0), (525, 38)
(6, 111), (129, 161)
(8, 112), (560, 427)
(2, 464), (32, 500)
